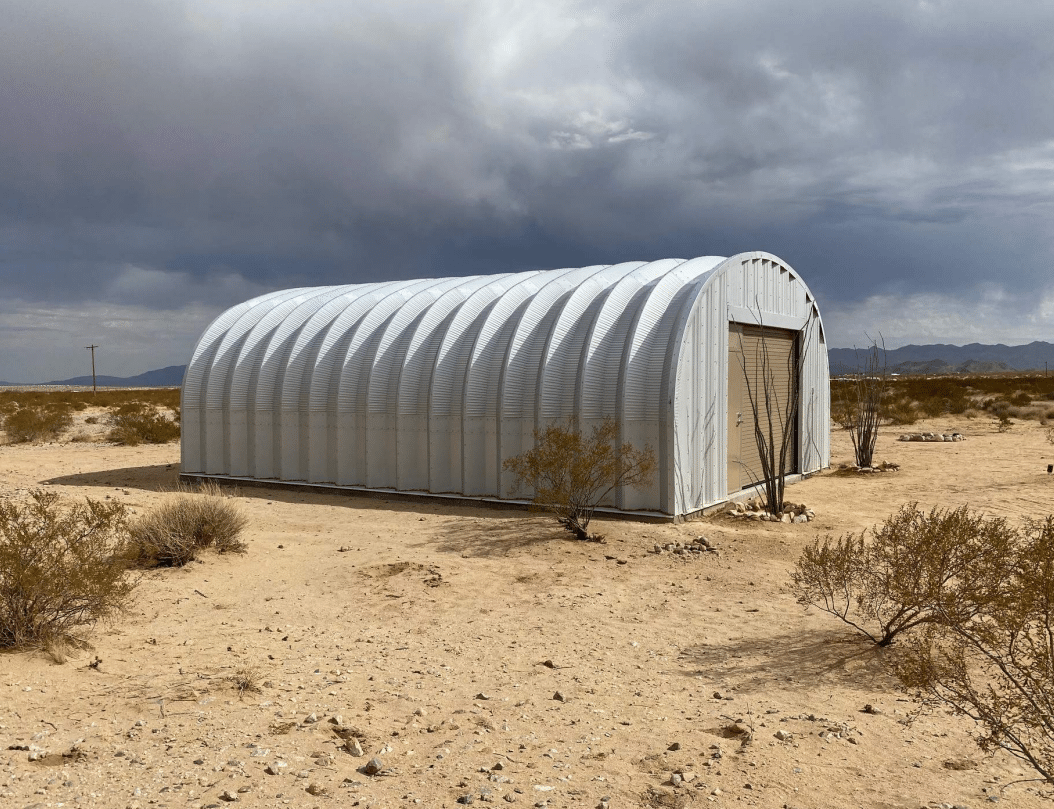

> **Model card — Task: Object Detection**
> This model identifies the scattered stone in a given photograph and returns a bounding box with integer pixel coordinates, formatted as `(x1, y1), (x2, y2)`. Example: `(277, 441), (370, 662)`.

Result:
(774, 730), (793, 741)
(899, 432), (963, 443)
(218, 790), (239, 802)
(362, 757), (384, 775)
(264, 761), (288, 775)
(667, 741), (681, 751)
(303, 713), (318, 724)
(457, 795), (476, 805)
(329, 715), (344, 725)
(474, 693), (492, 701)
(345, 738), (364, 757)
(552, 691), (566, 702)
(305, 783), (327, 796)
(861, 704), (882, 715)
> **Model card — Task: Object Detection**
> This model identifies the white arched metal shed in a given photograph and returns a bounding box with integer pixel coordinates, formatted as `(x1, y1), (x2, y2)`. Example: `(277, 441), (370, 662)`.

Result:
(181, 252), (830, 518)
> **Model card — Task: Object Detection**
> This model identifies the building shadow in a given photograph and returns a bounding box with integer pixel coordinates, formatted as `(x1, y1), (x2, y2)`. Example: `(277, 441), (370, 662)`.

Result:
(44, 464), (181, 493)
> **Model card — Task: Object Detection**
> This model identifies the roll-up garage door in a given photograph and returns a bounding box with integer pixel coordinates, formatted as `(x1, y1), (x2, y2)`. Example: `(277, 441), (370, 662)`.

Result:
(727, 323), (799, 492)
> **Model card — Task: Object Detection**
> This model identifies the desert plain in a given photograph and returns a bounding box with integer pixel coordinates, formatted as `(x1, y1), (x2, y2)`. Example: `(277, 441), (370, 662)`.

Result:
(1, 406), (1053, 809)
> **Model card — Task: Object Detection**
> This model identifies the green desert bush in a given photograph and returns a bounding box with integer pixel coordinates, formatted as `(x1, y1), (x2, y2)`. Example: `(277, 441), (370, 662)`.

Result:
(106, 403), (180, 445)
(1, 403), (74, 443)
(791, 504), (1017, 647)
(129, 482), (248, 567)
(0, 491), (135, 648)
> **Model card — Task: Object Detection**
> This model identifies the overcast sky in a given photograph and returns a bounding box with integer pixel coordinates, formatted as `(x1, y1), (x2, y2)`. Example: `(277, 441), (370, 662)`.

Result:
(2, 0), (1053, 381)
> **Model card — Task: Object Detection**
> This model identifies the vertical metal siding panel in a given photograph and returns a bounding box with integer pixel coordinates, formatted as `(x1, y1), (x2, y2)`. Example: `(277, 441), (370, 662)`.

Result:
(431, 277), (529, 493)
(307, 282), (399, 484)
(463, 275), (550, 497)
(397, 275), (492, 492)
(277, 290), (347, 481)
(335, 287), (419, 486)
(277, 289), (352, 482)
(365, 278), (451, 489)
(182, 289), (292, 473)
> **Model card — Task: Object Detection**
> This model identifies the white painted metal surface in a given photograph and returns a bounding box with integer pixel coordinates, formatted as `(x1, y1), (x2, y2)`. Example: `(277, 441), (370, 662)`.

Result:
(182, 252), (830, 516)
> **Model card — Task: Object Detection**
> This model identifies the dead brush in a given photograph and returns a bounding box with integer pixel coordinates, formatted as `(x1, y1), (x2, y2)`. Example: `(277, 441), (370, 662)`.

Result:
(129, 481), (248, 567)
(227, 665), (264, 695)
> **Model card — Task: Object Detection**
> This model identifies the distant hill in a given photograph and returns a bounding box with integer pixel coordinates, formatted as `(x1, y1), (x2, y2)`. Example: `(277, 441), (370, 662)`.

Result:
(23, 365), (188, 388)
(829, 341), (1054, 375)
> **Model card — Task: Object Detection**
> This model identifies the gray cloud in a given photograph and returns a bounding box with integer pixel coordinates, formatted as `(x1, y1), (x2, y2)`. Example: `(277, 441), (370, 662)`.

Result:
(2, 0), (1053, 380)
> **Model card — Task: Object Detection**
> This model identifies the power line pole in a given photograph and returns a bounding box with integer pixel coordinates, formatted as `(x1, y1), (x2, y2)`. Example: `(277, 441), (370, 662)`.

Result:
(85, 344), (99, 394)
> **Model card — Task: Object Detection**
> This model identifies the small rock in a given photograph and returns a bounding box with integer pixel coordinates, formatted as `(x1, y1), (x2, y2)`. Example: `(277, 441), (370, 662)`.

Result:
(670, 773), (682, 787)
(218, 789), (239, 802)
(457, 795), (476, 805)
(667, 742), (681, 751)
(774, 730), (793, 741)
(329, 715), (344, 725)
(264, 761), (288, 776)
(552, 691), (566, 702)
(303, 713), (318, 724)
(345, 738), (364, 757)
(861, 704), (882, 715)
(474, 693), (492, 701)
(362, 756), (384, 775)
(305, 783), (327, 796)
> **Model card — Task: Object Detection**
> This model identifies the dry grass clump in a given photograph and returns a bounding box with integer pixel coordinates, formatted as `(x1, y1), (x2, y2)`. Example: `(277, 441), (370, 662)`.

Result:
(227, 665), (264, 694)
(106, 403), (180, 445)
(0, 402), (74, 443)
(0, 491), (135, 649)
(129, 482), (248, 567)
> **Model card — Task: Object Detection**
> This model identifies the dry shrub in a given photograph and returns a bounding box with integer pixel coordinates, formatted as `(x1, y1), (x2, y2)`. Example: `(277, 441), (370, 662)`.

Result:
(107, 403), (180, 445)
(0, 491), (135, 648)
(1, 403), (74, 443)
(882, 396), (919, 425)
(0, 387), (180, 412)
(227, 665), (264, 694)
(503, 417), (656, 541)
(130, 482), (248, 566)
(896, 516), (1054, 786)
(791, 504), (1017, 647)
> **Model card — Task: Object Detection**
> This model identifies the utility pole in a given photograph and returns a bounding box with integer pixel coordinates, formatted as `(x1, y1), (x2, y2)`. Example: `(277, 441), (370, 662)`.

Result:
(85, 344), (99, 394)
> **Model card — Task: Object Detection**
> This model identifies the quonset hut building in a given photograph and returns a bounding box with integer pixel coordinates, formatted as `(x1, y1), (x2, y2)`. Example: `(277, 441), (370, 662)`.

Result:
(181, 252), (830, 519)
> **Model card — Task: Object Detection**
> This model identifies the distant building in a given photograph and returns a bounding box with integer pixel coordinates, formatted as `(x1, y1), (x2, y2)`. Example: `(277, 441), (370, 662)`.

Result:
(181, 253), (830, 518)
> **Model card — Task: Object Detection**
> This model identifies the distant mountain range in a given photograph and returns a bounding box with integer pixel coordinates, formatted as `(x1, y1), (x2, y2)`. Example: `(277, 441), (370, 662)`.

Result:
(0, 365), (187, 388)
(828, 341), (1054, 375)
(2, 341), (1053, 387)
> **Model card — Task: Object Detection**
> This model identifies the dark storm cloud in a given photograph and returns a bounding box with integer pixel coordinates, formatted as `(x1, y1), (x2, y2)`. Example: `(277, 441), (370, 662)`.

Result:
(2, 0), (1053, 379)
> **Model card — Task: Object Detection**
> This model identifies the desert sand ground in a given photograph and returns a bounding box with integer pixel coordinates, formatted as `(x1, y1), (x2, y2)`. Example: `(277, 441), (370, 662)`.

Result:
(1, 410), (1053, 809)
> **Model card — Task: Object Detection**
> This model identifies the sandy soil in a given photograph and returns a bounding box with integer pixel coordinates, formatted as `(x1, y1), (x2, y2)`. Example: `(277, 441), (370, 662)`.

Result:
(1, 412), (1053, 809)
